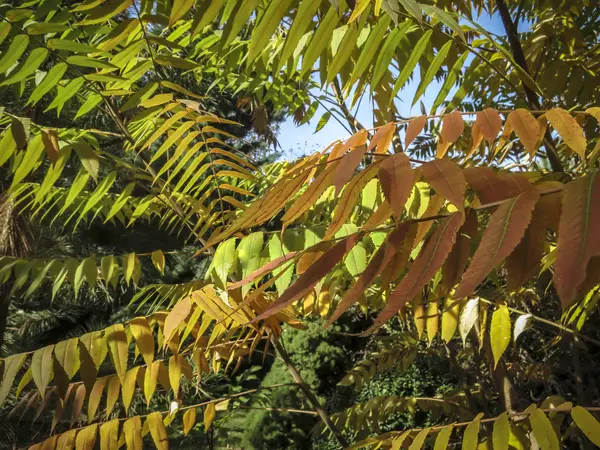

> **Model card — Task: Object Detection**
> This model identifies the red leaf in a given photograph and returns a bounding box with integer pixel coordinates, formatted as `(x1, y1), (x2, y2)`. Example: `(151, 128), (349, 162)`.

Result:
(506, 190), (562, 291)
(252, 235), (362, 322)
(555, 173), (600, 308)
(378, 153), (413, 217)
(422, 158), (467, 212)
(455, 189), (540, 298)
(442, 210), (478, 292)
(405, 116), (426, 147)
(326, 224), (412, 326)
(368, 213), (465, 332)
(464, 168), (534, 204)
(441, 110), (464, 144)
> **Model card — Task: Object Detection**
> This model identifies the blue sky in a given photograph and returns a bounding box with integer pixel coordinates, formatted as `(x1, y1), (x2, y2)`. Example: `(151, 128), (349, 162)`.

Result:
(276, 12), (515, 159)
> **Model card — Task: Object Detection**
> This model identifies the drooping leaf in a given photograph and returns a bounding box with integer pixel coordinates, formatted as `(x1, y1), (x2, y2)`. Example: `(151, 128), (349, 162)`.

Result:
(147, 412), (169, 450)
(32, 345), (54, 395)
(74, 423), (97, 449)
(106, 324), (128, 382)
(490, 304), (511, 368)
(405, 116), (426, 148)
(123, 416), (143, 450)
(554, 173), (600, 308)
(163, 295), (193, 347)
(505, 109), (540, 157)
(391, 29), (433, 100)
(434, 424), (454, 450)
(529, 408), (559, 450)
(441, 110), (465, 144)
(412, 40), (452, 106)
(455, 189), (540, 298)
(99, 419), (120, 450)
(204, 403), (216, 430)
(378, 153), (413, 217)
(493, 412), (509, 450)
(459, 298), (479, 344)
(0, 354), (26, 406)
(545, 108), (587, 158)
(369, 213), (464, 331)
(422, 158), (466, 212)
(462, 413), (484, 450)
(183, 408), (197, 436)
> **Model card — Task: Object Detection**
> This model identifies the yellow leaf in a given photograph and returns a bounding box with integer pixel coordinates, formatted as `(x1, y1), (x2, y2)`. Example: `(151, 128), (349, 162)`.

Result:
(348, 0), (370, 23)
(0, 353), (26, 406)
(546, 107), (587, 158)
(121, 366), (140, 413)
(122, 253), (136, 285)
(99, 419), (120, 450)
(105, 375), (120, 417)
(183, 408), (197, 436)
(151, 250), (165, 275)
(490, 304), (511, 368)
(434, 424), (453, 450)
(462, 412), (484, 450)
(413, 297), (425, 340)
(32, 344), (54, 395)
(130, 317), (155, 367)
(88, 377), (107, 424)
(204, 403), (216, 430)
(426, 301), (439, 346)
(408, 427), (430, 450)
(54, 337), (80, 379)
(147, 412), (169, 450)
(123, 416), (143, 450)
(168, 355), (183, 397)
(529, 407), (559, 450)
(441, 298), (460, 343)
(493, 412), (509, 450)
(56, 429), (77, 449)
(163, 296), (192, 348)
(75, 423), (97, 450)
(505, 109), (540, 157)
(106, 324), (128, 382)
(571, 406), (600, 446)
(144, 360), (160, 405)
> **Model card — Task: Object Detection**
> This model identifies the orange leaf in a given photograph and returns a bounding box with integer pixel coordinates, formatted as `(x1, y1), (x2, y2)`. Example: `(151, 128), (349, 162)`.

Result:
(506, 109), (540, 157)
(326, 224), (412, 326)
(325, 162), (381, 239)
(334, 146), (367, 195)
(414, 194), (446, 246)
(162, 295), (192, 348)
(422, 158), (467, 212)
(368, 213), (465, 332)
(442, 210), (477, 292)
(252, 235), (362, 322)
(405, 116), (426, 147)
(361, 201), (393, 231)
(441, 110), (464, 144)
(546, 107), (587, 158)
(378, 153), (413, 217)
(380, 224), (417, 289)
(368, 122), (396, 154)
(555, 173), (600, 308)
(475, 108), (502, 143)
(455, 189), (540, 298)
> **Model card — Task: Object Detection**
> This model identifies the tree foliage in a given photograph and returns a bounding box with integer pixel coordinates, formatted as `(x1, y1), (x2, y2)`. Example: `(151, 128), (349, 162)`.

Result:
(1, 0), (600, 449)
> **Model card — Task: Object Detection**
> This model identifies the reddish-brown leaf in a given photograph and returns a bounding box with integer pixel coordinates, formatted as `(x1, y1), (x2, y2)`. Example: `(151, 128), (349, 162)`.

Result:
(441, 110), (464, 144)
(71, 384), (86, 424)
(368, 123), (396, 154)
(506, 109), (540, 157)
(442, 210), (478, 292)
(378, 153), (413, 217)
(368, 213), (465, 332)
(380, 224), (417, 289)
(41, 129), (60, 164)
(334, 146), (367, 194)
(422, 158), (467, 212)
(252, 235), (362, 322)
(475, 108), (502, 143)
(405, 116), (426, 147)
(506, 190), (562, 291)
(555, 173), (600, 308)
(464, 168), (534, 204)
(227, 252), (298, 290)
(162, 295), (192, 348)
(455, 189), (540, 298)
(326, 224), (412, 326)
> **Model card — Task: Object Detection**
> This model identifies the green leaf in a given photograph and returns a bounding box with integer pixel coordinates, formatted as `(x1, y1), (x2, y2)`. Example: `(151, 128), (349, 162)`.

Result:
(490, 304), (511, 368)
(493, 412), (509, 450)
(123, 252), (136, 286)
(169, 0), (196, 25)
(213, 238), (238, 287)
(26, 22), (69, 34)
(276, 0), (323, 73)
(269, 234), (293, 295)
(0, 22), (11, 46)
(398, 0), (423, 24)
(154, 55), (198, 70)
(46, 77), (85, 115)
(431, 51), (468, 113)
(1, 47), (48, 86)
(0, 35), (30, 75)
(390, 29), (433, 101)
(371, 19), (413, 87)
(336, 224), (366, 277)
(75, 93), (103, 119)
(348, 14), (392, 89)
(412, 40), (452, 106)
(221, 0), (261, 47)
(47, 39), (99, 53)
(301, 6), (339, 77)
(72, 142), (100, 180)
(238, 232), (264, 278)
(192, 0), (226, 35)
(248, 0), (295, 64)
(315, 112), (331, 132)
(28, 63), (68, 105)
(66, 55), (117, 70)
(0, 128), (17, 167)
(101, 255), (117, 284)
(421, 5), (465, 42)
(12, 134), (44, 186)
(571, 406), (600, 446)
